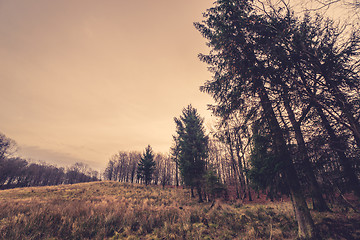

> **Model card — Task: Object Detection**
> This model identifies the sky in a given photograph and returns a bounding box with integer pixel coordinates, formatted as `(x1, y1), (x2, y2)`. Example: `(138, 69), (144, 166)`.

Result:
(0, 0), (215, 171)
(0, 0), (355, 172)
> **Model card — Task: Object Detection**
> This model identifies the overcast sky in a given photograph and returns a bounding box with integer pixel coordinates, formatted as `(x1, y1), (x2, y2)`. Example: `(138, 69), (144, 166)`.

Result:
(0, 0), (354, 172)
(0, 0), (216, 170)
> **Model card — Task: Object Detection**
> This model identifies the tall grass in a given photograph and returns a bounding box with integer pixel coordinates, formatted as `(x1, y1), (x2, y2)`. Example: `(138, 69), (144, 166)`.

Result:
(0, 181), (358, 239)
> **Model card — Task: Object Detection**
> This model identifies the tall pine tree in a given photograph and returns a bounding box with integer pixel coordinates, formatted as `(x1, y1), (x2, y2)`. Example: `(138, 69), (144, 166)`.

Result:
(137, 145), (156, 186)
(173, 105), (208, 202)
(195, 0), (318, 238)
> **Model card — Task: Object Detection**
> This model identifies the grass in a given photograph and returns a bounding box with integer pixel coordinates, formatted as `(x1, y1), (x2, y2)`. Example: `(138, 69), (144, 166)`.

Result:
(0, 181), (359, 239)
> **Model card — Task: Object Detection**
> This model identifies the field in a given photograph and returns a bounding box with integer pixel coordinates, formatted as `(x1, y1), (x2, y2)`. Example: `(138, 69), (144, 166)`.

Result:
(0, 181), (359, 239)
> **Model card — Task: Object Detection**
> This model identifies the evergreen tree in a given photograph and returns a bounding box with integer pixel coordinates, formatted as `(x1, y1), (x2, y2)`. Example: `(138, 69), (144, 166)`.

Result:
(195, 1), (318, 238)
(247, 122), (288, 201)
(173, 105), (208, 202)
(137, 145), (156, 186)
(204, 165), (226, 202)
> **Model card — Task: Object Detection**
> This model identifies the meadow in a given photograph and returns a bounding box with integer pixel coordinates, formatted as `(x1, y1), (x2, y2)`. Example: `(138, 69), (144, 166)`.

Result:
(0, 181), (359, 239)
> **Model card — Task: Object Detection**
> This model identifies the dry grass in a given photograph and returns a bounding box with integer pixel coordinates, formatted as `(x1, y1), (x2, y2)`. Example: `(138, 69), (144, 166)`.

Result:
(0, 181), (359, 239)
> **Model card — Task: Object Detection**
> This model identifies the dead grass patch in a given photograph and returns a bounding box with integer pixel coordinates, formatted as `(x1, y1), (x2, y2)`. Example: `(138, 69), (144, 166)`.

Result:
(0, 181), (358, 239)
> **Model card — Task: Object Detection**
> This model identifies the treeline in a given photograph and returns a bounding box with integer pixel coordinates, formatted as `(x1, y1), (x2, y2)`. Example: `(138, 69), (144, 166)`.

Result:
(0, 158), (99, 189)
(103, 150), (176, 188)
(0, 133), (99, 190)
(102, 107), (230, 203)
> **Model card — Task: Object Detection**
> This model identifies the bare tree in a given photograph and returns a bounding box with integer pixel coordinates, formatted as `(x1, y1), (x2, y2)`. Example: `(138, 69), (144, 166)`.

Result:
(0, 132), (17, 159)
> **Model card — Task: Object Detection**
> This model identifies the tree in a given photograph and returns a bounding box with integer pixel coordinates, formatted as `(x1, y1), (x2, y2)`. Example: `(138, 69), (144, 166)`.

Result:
(247, 121), (288, 201)
(170, 135), (180, 187)
(211, 115), (254, 201)
(270, 10), (360, 199)
(204, 165), (226, 202)
(195, 0), (318, 238)
(173, 105), (208, 202)
(104, 159), (115, 180)
(137, 145), (156, 186)
(299, 0), (360, 24)
(0, 132), (17, 159)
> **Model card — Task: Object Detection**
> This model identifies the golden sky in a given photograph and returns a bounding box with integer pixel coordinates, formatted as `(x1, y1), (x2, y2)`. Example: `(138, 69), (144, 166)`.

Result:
(1, 0), (353, 171)
(0, 0), (215, 170)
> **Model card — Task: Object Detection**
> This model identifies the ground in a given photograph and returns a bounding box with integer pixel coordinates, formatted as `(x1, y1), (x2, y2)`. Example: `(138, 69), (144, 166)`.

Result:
(0, 181), (359, 239)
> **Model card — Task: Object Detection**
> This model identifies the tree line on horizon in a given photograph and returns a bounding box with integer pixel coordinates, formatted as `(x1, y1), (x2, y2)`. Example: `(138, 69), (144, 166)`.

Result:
(103, 148), (174, 188)
(0, 133), (99, 189)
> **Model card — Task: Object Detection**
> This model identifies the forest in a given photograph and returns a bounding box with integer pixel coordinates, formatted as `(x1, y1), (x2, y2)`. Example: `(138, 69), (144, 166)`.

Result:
(103, 0), (360, 239)
(1, 0), (360, 239)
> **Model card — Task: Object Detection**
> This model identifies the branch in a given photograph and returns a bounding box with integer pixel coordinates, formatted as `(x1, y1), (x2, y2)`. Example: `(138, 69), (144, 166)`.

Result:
(298, 103), (313, 124)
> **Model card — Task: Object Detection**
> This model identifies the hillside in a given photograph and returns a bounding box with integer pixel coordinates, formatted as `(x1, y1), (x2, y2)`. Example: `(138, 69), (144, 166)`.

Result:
(0, 181), (359, 239)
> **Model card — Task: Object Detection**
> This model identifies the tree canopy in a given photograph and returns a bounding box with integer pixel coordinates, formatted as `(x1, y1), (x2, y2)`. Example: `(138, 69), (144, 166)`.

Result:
(194, 0), (359, 237)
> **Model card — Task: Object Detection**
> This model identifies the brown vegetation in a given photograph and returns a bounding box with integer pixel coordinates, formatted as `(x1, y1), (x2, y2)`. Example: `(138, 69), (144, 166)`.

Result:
(0, 181), (359, 239)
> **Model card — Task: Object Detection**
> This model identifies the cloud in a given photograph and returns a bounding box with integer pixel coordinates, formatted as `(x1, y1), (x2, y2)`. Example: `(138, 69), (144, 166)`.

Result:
(0, 0), (214, 171)
(18, 145), (103, 171)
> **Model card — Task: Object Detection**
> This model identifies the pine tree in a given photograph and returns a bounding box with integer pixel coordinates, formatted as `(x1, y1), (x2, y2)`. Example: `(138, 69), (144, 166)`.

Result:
(137, 145), (156, 186)
(204, 165), (226, 202)
(195, 1), (318, 238)
(173, 105), (208, 202)
(247, 121), (288, 201)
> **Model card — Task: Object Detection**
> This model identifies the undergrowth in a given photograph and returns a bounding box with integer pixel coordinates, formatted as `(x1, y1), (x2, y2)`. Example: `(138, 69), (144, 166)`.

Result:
(0, 181), (358, 239)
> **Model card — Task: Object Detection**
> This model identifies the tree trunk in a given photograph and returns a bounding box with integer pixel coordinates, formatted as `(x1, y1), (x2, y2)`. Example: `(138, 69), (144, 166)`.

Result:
(191, 187), (195, 198)
(234, 133), (248, 200)
(257, 81), (317, 239)
(235, 133), (252, 201)
(247, 177), (252, 202)
(227, 133), (240, 199)
(197, 185), (203, 203)
(175, 162), (179, 187)
(281, 89), (330, 212)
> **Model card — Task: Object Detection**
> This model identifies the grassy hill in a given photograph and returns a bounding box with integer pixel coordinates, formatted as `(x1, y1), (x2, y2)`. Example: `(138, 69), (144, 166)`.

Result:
(0, 181), (359, 239)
